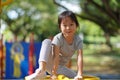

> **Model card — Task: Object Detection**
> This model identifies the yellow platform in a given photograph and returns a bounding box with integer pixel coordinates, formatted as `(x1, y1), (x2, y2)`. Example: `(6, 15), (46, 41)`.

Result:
(25, 74), (100, 80)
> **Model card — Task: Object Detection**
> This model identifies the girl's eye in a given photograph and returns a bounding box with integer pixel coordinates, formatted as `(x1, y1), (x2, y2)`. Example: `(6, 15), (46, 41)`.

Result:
(70, 24), (73, 26)
(63, 25), (67, 27)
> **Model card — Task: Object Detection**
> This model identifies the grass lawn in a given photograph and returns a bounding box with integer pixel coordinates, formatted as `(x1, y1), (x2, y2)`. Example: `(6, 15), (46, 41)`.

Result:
(71, 44), (120, 75)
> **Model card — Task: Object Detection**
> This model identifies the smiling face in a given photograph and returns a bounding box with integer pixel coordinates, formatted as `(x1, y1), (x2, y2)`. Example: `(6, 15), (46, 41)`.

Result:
(60, 16), (77, 38)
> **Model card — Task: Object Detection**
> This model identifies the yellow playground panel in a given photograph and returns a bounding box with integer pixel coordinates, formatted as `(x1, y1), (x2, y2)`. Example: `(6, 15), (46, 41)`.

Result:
(25, 74), (100, 80)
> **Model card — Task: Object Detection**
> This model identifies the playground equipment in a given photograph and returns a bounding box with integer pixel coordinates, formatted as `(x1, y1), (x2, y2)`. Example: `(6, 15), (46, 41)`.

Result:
(25, 74), (100, 80)
(0, 0), (13, 78)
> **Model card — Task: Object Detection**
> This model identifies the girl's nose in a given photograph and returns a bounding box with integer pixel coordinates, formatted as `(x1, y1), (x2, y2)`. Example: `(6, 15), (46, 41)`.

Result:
(66, 26), (70, 30)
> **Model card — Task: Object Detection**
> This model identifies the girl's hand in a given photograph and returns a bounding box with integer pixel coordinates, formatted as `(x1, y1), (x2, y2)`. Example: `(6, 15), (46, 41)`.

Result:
(51, 74), (57, 80)
(74, 75), (83, 80)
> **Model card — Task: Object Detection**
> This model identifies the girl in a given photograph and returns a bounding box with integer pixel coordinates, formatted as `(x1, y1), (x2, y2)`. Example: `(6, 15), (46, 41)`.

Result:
(27, 11), (83, 80)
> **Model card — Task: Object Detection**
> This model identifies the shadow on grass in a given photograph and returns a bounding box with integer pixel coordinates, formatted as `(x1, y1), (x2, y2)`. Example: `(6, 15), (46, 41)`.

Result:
(83, 48), (120, 74)
(72, 46), (120, 73)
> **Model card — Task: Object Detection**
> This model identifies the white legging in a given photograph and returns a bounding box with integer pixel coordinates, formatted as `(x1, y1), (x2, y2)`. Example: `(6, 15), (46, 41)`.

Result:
(27, 39), (76, 80)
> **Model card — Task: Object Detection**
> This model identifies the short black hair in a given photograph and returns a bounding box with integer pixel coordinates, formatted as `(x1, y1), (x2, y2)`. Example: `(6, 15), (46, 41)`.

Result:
(58, 11), (79, 28)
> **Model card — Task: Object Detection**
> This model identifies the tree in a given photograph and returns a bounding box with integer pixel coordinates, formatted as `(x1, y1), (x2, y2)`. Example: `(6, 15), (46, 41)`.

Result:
(1, 0), (59, 41)
(53, 0), (120, 48)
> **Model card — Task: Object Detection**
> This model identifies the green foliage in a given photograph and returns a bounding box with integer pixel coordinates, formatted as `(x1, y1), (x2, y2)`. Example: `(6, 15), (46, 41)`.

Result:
(2, 0), (120, 45)
(2, 0), (59, 41)
(79, 0), (120, 36)
(79, 19), (104, 36)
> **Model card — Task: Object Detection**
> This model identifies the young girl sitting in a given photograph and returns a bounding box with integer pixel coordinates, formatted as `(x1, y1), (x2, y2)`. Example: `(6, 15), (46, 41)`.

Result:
(27, 10), (83, 80)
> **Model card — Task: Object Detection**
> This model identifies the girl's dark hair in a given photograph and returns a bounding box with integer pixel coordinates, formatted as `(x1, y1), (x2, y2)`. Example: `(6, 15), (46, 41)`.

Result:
(58, 11), (79, 28)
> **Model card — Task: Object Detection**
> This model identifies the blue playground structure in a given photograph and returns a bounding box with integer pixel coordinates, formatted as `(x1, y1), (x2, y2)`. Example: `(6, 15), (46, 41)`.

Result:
(4, 42), (42, 79)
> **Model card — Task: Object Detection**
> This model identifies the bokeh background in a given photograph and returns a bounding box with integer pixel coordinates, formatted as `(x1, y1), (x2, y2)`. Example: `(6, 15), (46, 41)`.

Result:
(0, 0), (120, 79)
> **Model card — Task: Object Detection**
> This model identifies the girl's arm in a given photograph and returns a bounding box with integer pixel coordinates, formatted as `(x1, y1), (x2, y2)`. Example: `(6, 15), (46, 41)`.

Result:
(75, 49), (83, 79)
(51, 45), (60, 78)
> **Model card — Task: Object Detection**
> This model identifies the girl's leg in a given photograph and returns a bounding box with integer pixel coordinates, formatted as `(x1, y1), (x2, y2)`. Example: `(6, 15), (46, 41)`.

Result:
(26, 39), (53, 80)
(38, 39), (54, 74)
(57, 65), (77, 78)
(39, 39), (52, 63)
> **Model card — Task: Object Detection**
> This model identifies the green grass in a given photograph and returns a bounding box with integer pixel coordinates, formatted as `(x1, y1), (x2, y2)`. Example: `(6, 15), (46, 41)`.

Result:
(71, 44), (120, 74)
